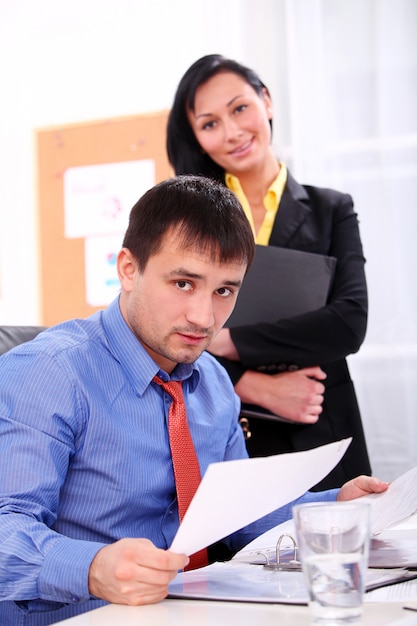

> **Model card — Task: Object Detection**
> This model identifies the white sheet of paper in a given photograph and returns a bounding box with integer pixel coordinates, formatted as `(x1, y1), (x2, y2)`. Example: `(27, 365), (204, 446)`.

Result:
(170, 438), (351, 557)
(360, 465), (417, 534)
(85, 235), (121, 306)
(64, 159), (155, 238)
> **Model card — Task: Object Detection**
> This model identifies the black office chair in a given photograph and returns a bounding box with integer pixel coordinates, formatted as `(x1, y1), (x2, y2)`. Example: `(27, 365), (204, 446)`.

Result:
(0, 326), (46, 356)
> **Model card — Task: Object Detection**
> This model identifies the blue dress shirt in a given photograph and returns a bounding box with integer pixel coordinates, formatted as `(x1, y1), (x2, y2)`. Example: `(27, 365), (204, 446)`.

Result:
(0, 297), (337, 625)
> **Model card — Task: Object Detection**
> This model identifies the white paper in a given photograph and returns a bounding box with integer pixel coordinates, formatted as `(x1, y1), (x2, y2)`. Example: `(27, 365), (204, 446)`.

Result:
(365, 578), (417, 604)
(85, 235), (121, 306)
(360, 465), (417, 535)
(64, 159), (155, 238)
(168, 560), (414, 605)
(231, 518), (296, 563)
(234, 474), (417, 566)
(170, 438), (351, 557)
(169, 491), (417, 606)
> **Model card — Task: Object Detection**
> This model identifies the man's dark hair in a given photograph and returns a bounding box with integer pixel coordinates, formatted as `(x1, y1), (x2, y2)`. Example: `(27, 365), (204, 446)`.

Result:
(122, 174), (255, 272)
(167, 54), (272, 183)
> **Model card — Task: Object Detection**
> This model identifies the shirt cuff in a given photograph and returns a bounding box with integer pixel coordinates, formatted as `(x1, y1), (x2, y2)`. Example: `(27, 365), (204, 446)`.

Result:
(39, 536), (106, 603)
(295, 488), (339, 504)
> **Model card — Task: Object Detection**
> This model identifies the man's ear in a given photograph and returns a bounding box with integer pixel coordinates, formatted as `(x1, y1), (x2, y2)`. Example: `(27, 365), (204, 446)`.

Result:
(117, 248), (137, 292)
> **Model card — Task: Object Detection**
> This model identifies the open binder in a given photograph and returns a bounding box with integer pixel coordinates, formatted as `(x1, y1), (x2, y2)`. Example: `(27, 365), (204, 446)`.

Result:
(168, 466), (417, 604)
(225, 245), (336, 423)
(168, 560), (417, 605)
(168, 520), (417, 605)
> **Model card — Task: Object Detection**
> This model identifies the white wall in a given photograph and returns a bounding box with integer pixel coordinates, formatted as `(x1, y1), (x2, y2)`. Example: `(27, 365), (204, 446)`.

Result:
(0, 0), (416, 482)
(0, 0), (282, 323)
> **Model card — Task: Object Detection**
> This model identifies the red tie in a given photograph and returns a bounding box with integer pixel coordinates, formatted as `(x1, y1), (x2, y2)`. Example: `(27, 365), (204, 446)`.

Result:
(153, 376), (209, 570)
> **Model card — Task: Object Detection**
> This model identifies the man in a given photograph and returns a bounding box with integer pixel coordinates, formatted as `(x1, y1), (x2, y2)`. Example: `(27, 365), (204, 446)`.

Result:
(0, 175), (387, 625)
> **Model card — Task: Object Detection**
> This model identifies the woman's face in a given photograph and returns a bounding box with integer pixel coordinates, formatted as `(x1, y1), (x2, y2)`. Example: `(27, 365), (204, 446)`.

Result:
(187, 71), (274, 176)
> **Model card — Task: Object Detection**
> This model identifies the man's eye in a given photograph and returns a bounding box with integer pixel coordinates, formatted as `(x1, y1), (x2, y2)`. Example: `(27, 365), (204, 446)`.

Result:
(217, 287), (233, 297)
(176, 280), (192, 291)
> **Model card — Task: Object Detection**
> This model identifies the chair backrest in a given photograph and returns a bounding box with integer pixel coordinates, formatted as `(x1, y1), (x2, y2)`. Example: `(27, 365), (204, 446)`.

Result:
(0, 326), (46, 356)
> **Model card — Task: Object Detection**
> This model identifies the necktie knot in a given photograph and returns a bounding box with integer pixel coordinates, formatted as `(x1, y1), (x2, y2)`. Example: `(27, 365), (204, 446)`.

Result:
(153, 376), (183, 403)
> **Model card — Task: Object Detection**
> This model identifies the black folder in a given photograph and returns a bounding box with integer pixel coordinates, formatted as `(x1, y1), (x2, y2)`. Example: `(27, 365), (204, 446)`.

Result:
(225, 245), (337, 423)
(226, 245), (336, 328)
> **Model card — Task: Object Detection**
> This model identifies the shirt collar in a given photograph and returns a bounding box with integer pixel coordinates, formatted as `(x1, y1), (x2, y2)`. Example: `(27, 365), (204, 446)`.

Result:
(225, 163), (287, 246)
(101, 297), (200, 395)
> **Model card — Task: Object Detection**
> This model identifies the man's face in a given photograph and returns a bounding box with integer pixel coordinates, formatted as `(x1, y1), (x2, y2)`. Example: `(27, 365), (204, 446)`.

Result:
(118, 229), (246, 374)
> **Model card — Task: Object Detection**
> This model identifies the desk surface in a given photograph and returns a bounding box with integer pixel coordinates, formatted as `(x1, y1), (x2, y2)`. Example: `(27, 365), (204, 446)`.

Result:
(55, 599), (417, 626)
(55, 513), (417, 625)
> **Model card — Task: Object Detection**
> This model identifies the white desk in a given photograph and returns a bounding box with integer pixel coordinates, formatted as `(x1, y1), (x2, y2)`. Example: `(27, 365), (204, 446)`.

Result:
(54, 513), (417, 625)
(54, 599), (417, 626)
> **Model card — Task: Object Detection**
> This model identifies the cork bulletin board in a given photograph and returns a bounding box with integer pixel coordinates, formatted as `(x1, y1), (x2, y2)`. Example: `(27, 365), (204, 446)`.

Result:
(36, 110), (173, 326)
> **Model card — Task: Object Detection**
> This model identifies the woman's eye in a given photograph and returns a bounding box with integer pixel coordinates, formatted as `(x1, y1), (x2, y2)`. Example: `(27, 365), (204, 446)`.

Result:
(234, 104), (247, 114)
(202, 120), (216, 131)
(176, 280), (192, 291)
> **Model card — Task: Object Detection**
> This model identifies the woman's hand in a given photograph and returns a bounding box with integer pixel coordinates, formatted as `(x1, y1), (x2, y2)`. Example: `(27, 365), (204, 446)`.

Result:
(208, 331), (327, 424)
(235, 367), (327, 423)
(208, 328), (239, 360)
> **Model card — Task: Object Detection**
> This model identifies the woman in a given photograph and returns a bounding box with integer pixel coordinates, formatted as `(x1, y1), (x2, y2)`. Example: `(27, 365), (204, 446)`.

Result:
(167, 54), (371, 490)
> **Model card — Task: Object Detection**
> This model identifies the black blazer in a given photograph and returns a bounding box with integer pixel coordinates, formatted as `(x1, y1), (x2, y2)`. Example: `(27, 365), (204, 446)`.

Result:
(217, 171), (371, 490)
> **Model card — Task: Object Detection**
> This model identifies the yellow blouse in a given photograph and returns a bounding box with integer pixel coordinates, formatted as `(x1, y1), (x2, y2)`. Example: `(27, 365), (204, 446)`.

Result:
(225, 162), (287, 245)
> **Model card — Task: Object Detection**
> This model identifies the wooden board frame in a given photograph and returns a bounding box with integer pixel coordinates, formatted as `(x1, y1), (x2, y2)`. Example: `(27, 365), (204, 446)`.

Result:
(36, 110), (172, 326)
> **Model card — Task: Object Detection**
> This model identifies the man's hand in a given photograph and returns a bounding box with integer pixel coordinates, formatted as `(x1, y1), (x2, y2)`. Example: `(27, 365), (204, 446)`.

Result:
(337, 475), (389, 501)
(235, 367), (327, 424)
(88, 538), (189, 606)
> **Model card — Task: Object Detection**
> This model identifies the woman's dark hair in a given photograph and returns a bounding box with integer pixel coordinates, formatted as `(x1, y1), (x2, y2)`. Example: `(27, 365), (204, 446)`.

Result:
(122, 174), (255, 272)
(167, 54), (271, 183)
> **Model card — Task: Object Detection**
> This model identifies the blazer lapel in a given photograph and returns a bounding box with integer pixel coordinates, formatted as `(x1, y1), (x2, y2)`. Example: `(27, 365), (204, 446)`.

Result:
(269, 171), (311, 247)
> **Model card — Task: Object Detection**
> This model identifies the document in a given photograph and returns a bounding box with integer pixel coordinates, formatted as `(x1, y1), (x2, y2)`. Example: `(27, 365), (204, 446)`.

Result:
(234, 466), (417, 564)
(168, 464), (417, 605)
(226, 245), (336, 328)
(170, 438), (351, 557)
(366, 578), (417, 603)
(369, 535), (417, 570)
(168, 561), (417, 605)
(360, 465), (417, 534)
(225, 244), (337, 423)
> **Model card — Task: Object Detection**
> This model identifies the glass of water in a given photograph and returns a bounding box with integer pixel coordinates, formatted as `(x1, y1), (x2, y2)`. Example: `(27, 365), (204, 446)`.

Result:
(293, 501), (371, 624)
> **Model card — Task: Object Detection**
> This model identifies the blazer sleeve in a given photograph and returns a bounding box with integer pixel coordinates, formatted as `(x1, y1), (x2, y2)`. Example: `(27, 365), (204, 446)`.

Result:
(227, 189), (368, 375)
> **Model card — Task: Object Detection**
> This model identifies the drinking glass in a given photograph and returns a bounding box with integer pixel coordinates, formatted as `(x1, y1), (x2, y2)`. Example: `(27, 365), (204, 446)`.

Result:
(293, 501), (371, 624)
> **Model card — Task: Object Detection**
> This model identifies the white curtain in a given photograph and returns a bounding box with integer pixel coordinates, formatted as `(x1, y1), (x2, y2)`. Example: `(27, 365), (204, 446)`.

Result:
(269, 0), (417, 480)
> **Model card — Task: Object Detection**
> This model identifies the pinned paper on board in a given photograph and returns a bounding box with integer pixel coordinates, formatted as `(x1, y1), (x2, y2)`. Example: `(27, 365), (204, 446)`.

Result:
(37, 110), (172, 325)
(63, 158), (156, 307)
(64, 159), (155, 239)
(85, 235), (122, 307)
